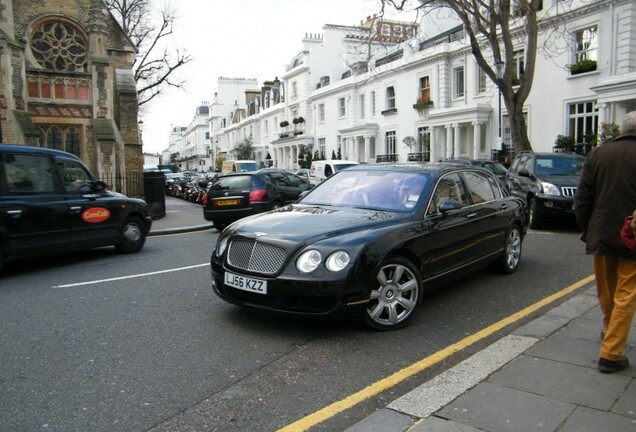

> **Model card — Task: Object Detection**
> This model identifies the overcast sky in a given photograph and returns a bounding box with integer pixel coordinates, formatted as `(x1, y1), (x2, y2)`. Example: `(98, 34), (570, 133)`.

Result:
(139, 0), (433, 154)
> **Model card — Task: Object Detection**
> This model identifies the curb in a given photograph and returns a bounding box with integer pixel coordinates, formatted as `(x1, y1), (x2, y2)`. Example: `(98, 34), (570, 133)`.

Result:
(148, 224), (216, 236)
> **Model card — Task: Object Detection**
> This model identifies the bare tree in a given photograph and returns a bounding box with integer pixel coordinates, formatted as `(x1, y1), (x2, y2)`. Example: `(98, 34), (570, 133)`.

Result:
(380, 0), (567, 153)
(104, 0), (192, 107)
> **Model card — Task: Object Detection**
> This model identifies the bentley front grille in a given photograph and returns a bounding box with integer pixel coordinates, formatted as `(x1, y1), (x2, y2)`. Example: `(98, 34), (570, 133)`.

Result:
(227, 239), (288, 274)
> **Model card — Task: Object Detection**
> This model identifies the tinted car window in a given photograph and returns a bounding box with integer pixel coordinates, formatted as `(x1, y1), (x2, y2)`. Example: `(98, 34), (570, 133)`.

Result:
(3, 153), (57, 194)
(212, 175), (253, 190)
(428, 173), (466, 214)
(535, 155), (584, 176)
(463, 171), (496, 204)
(58, 158), (93, 192)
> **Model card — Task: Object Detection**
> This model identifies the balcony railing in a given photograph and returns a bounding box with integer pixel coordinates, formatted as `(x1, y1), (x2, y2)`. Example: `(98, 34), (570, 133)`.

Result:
(376, 154), (399, 163)
(408, 152), (430, 162)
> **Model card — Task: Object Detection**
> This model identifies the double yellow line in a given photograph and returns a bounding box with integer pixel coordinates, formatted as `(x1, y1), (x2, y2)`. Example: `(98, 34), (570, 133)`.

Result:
(278, 274), (595, 432)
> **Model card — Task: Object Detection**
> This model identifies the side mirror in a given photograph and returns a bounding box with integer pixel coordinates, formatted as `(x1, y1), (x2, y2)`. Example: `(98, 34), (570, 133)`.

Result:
(93, 180), (107, 192)
(518, 169), (531, 178)
(439, 199), (462, 213)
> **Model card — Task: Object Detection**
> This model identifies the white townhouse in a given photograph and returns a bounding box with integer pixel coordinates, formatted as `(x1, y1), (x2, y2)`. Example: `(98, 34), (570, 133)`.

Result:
(209, 77), (260, 162)
(168, 104), (212, 172)
(205, 1), (636, 170)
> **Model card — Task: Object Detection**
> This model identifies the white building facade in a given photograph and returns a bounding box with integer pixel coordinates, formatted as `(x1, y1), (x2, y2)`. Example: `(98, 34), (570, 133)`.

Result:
(207, 1), (636, 170)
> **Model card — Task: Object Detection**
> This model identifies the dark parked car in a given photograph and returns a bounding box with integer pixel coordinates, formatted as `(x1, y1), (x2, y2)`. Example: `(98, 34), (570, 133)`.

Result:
(210, 163), (526, 330)
(202, 169), (313, 231)
(0, 145), (152, 272)
(505, 151), (585, 229)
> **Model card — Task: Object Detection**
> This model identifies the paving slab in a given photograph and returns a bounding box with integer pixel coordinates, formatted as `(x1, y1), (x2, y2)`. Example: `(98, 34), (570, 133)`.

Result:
(409, 416), (486, 432)
(524, 332), (600, 368)
(437, 382), (575, 432)
(487, 355), (631, 410)
(611, 379), (636, 419)
(343, 408), (414, 432)
(558, 406), (636, 432)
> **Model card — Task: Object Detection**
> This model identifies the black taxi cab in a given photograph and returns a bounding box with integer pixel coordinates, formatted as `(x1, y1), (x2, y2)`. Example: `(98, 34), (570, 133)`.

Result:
(0, 145), (152, 272)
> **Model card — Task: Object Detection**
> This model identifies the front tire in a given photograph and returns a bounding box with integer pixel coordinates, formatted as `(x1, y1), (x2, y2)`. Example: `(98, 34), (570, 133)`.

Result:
(494, 225), (522, 274)
(115, 216), (146, 253)
(364, 256), (422, 331)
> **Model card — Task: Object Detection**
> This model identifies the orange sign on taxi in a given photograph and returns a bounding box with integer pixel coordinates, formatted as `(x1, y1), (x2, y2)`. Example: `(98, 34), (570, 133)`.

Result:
(81, 207), (111, 223)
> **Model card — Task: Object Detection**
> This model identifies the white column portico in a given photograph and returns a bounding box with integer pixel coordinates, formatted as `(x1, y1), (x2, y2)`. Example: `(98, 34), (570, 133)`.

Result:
(445, 125), (453, 159)
(473, 122), (482, 159)
(454, 124), (461, 158)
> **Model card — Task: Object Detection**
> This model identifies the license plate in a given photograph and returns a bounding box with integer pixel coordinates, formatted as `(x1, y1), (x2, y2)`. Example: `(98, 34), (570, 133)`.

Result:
(215, 198), (241, 207)
(224, 271), (267, 294)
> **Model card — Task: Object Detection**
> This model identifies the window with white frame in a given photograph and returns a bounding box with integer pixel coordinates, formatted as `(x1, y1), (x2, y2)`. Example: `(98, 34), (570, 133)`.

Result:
(386, 131), (397, 155)
(292, 81), (298, 99)
(418, 127), (431, 161)
(453, 66), (465, 98)
(419, 76), (430, 101)
(477, 66), (487, 94)
(359, 94), (365, 119)
(386, 86), (396, 110)
(394, 26), (403, 37)
(371, 91), (376, 116)
(381, 24), (391, 36)
(513, 50), (525, 84)
(319, 103), (325, 122)
(568, 101), (598, 144)
(318, 138), (326, 158)
(338, 98), (346, 117)
(574, 26), (598, 67)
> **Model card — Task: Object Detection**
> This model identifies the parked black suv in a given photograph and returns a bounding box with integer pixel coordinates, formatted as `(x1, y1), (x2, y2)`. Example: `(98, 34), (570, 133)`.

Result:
(505, 151), (585, 229)
(0, 145), (152, 272)
(202, 169), (312, 231)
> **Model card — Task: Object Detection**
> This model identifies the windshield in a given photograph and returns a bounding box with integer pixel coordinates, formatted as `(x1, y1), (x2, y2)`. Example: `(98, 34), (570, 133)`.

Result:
(300, 170), (430, 212)
(235, 162), (258, 172)
(333, 163), (358, 173)
(535, 156), (584, 176)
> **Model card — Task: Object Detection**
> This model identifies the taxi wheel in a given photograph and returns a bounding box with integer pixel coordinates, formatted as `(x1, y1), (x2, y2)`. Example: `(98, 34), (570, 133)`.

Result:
(364, 256), (422, 331)
(116, 216), (146, 254)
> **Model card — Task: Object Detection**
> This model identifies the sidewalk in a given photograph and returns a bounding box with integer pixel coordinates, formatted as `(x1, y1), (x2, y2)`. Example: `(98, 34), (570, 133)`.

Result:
(148, 196), (214, 236)
(346, 288), (635, 432)
(151, 197), (635, 432)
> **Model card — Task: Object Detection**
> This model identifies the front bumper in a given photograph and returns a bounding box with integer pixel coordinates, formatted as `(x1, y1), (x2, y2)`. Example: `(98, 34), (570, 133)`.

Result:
(210, 259), (370, 319)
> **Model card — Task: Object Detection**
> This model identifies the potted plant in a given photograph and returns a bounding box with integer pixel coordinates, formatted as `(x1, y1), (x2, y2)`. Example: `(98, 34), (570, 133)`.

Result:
(567, 59), (597, 75)
(403, 136), (416, 151)
(554, 134), (575, 152)
(279, 120), (290, 138)
(413, 98), (433, 114)
(292, 117), (305, 135)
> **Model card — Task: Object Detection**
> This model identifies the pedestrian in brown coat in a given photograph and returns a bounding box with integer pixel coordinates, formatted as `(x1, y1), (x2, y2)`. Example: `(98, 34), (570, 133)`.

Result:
(575, 111), (636, 373)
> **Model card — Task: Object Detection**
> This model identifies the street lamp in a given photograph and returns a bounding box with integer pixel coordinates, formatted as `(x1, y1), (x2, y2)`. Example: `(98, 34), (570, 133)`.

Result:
(494, 60), (505, 150)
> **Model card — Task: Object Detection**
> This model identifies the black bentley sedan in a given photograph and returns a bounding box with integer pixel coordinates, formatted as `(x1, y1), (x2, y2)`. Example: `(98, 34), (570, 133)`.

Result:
(210, 163), (527, 330)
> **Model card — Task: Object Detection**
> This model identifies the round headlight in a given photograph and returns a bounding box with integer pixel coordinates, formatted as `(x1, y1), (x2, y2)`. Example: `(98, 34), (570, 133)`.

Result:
(216, 236), (229, 257)
(326, 251), (350, 272)
(297, 250), (322, 273)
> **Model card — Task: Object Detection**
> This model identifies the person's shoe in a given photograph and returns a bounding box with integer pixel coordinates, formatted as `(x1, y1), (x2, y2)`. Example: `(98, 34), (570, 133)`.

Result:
(598, 356), (629, 373)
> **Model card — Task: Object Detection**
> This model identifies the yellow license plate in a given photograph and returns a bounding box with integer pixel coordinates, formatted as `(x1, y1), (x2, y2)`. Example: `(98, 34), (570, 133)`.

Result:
(215, 198), (241, 206)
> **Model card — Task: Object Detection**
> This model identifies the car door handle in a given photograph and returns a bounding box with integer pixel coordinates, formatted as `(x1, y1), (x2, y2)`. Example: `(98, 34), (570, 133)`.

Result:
(500, 203), (509, 210)
(70, 206), (82, 214)
(7, 209), (22, 217)
(466, 213), (477, 219)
